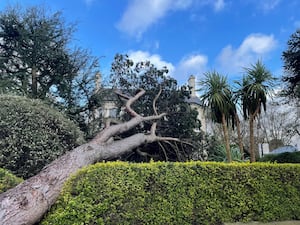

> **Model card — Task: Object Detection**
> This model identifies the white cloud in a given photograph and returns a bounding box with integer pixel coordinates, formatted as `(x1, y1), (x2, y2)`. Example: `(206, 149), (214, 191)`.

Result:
(127, 50), (175, 74)
(217, 33), (277, 74)
(116, 0), (193, 38)
(240, 34), (276, 54)
(126, 51), (208, 85)
(214, 0), (225, 12)
(178, 54), (208, 74)
(117, 0), (226, 38)
(175, 54), (208, 83)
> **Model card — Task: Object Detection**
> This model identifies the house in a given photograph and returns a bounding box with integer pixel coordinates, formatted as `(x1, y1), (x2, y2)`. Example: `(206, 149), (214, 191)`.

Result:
(89, 73), (120, 124)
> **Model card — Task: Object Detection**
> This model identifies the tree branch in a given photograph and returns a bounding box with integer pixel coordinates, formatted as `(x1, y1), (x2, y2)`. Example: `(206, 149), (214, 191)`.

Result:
(125, 88), (145, 117)
(92, 113), (166, 144)
(153, 87), (162, 116)
(151, 87), (162, 136)
(92, 89), (166, 144)
(158, 141), (168, 161)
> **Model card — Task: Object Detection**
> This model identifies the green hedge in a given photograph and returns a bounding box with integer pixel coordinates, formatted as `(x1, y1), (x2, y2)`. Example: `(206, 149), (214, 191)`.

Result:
(0, 95), (85, 179)
(42, 162), (300, 225)
(0, 168), (22, 194)
(259, 151), (300, 163)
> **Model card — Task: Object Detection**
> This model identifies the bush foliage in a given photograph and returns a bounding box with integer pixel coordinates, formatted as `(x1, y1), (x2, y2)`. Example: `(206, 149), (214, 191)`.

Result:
(0, 95), (84, 178)
(42, 162), (300, 225)
(0, 168), (22, 194)
(259, 151), (300, 163)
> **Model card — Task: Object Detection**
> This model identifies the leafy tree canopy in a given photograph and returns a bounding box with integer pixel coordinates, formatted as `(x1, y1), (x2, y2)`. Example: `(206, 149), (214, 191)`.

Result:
(0, 5), (102, 136)
(109, 54), (202, 161)
(282, 29), (300, 99)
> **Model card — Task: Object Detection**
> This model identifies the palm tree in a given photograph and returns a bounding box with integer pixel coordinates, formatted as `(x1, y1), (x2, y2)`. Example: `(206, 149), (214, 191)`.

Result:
(237, 61), (274, 162)
(198, 71), (235, 162)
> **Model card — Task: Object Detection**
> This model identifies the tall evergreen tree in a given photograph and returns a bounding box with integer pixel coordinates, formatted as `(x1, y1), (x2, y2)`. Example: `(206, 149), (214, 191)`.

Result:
(0, 6), (98, 100)
(282, 29), (300, 99)
(0, 5), (100, 136)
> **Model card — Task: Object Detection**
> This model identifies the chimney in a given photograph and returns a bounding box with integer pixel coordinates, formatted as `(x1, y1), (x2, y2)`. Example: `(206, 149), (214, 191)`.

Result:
(95, 72), (102, 93)
(188, 75), (196, 97)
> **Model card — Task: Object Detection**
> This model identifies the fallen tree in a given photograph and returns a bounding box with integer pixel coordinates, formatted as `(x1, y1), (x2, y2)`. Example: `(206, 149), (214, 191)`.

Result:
(0, 89), (181, 225)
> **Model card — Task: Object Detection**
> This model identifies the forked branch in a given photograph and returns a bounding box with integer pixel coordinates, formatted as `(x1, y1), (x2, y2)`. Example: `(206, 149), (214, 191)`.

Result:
(92, 88), (165, 144)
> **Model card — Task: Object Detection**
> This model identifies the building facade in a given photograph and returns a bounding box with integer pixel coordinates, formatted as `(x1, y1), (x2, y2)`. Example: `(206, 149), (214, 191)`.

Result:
(186, 75), (206, 132)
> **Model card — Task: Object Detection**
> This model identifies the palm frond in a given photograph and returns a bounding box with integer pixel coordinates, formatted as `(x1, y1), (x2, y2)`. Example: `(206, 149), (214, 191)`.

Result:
(198, 71), (236, 124)
(238, 60), (275, 119)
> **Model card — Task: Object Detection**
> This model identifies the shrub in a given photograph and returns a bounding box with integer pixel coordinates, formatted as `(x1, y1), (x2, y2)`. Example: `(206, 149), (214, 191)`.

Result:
(0, 95), (85, 179)
(0, 168), (23, 193)
(259, 151), (300, 163)
(42, 162), (300, 225)
(208, 144), (244, 162)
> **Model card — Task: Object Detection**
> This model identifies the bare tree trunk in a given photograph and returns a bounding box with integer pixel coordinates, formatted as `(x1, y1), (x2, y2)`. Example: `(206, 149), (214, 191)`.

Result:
(0, 89), (179, 225)
(249, 116), (256, 162)
(235, 113), (244, 159)
(221, 113), (232, 162)
(31, 66), (38, 97)
(249, 104), (261, 162)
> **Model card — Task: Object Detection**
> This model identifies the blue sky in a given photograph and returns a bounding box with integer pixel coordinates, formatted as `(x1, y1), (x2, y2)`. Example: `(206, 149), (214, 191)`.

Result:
(0, 0), (299, 85)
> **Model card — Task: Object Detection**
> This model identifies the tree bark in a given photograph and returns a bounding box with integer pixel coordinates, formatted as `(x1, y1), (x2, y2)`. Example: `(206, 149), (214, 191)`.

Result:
(249, 104), (261, 163)
(221, 113), (232, 162)
(249, 116), (256, 162)
(0, 89), (178, 225)
(31, 66), (38, 98)
(235, 113), (244, 159)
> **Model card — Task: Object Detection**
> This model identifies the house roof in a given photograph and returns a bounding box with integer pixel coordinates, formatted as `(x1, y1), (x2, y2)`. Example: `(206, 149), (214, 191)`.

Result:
(95, 88), (119, 102)
(185, 96), (202, 106)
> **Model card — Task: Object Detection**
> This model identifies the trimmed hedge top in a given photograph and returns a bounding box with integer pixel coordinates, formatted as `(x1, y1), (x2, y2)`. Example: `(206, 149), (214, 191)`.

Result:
(0, 95), (85, 178)
(42, 162), (300, 225)
(0, 168), (22, 194)
(259, 151), (300, 163)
